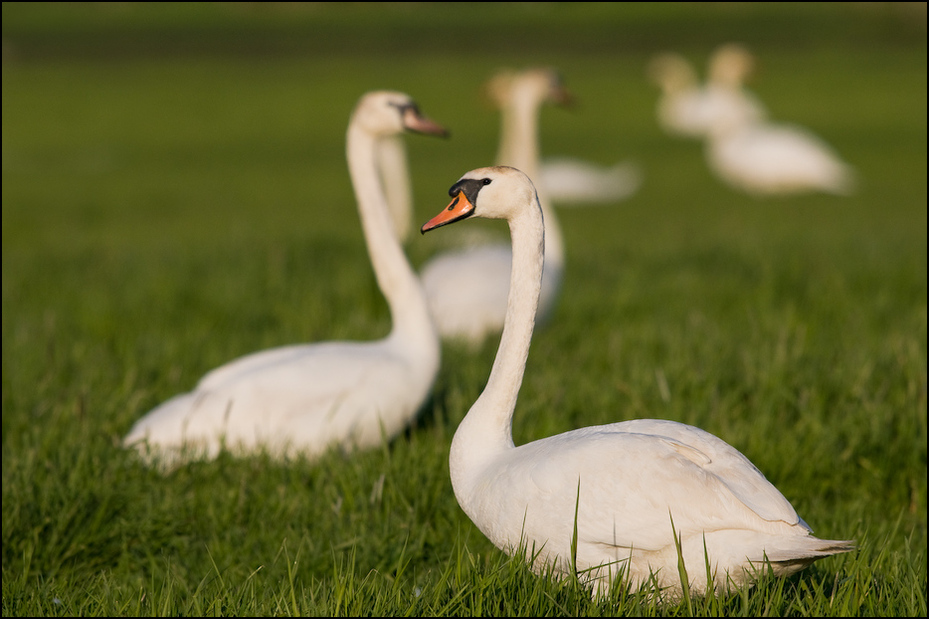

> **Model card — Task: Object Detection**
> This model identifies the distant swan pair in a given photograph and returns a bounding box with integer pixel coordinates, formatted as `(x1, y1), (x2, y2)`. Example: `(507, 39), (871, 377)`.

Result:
(649, 43), (855, 196)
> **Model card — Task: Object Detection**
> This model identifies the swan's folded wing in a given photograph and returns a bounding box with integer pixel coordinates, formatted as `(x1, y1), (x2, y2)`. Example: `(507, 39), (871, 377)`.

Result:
(196, 344), (312, 390)
(629, 419), (802, 525)
(525, 426), (803, 553)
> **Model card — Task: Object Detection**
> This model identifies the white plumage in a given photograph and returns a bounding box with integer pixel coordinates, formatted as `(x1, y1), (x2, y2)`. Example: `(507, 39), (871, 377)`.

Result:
(377, 134), (414, 243)
(648, 43), (767, 139)
(421, 165), (853, 598)
(704, 114), (857, 196)
(124, 91), (445, 466)
(649, 43), (856, 196)
(537, 156), (642, 205)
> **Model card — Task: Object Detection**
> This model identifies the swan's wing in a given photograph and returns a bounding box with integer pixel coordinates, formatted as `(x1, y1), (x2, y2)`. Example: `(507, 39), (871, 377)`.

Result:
(737, 125), (841, 166)
(716, 123), (855, 193)
(612, 419), (801, 523)
(521, 423), (802, 553)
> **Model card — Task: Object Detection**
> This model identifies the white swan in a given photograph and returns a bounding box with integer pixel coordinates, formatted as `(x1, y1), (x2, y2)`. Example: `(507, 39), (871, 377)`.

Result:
(703, 102), (856, 196)
(537, 156), (643, 206)
(699, 44), (856, 196)
(704, 118), (856, 196)
(420, 165), (854, 598)
(124, 91), (446, 466)
(420, 68), (567, 348)
(648, 44), (766, 139)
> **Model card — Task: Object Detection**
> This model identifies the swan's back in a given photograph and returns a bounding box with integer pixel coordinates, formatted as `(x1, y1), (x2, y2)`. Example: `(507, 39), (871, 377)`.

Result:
(125, 336), (436, 465)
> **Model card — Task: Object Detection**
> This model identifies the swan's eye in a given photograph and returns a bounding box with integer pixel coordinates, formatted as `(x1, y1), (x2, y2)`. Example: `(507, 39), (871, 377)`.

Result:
(482, 178), (492, 185)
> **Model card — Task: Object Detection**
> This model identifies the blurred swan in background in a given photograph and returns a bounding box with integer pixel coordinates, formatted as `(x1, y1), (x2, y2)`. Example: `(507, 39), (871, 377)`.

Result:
(124, 91), (446, 467)
(647, 43), (767, 139)
(537, 156), (642, 205)
(700, 45), (856, 196)
(421, 165), (854, 598)
(704, 114), (857, 196)
(649, 43), (855, 196)
(420, 68), (569, 348)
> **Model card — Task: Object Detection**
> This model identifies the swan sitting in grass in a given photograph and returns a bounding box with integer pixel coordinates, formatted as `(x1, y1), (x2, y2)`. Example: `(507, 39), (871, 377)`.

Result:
(704, 115), (857, 197)
(702, 80), (857, 197)
(421, 165), (854, 598)
(124, 91), (446, 467)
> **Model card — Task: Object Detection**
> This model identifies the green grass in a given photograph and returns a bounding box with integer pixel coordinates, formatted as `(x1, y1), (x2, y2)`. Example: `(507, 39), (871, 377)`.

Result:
(2, 3), (926, 616)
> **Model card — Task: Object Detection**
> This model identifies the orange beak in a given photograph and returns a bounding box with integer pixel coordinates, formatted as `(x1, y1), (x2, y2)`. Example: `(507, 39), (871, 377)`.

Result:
(421, 190), (475, 233)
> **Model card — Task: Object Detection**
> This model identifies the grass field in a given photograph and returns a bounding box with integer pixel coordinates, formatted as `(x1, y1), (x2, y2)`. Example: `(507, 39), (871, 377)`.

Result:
(2, 3), (926, 616)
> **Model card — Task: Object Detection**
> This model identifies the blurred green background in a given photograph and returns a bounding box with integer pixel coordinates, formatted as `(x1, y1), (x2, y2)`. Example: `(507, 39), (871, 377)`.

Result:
(2, 3), (926, 616)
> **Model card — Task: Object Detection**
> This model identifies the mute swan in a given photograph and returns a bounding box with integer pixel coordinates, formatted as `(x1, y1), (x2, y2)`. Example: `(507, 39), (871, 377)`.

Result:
(647, 44), (766, 139)
(420, 165), (854, 598)
(537, 156), (642, 205)
(496, 68), (642, 206)
(124, 91), (446, 466)
(703, 99), (856, 197)
(699, 44), (856, 196)
(704, 117), (856, 196)
(420, 68), (567, 348)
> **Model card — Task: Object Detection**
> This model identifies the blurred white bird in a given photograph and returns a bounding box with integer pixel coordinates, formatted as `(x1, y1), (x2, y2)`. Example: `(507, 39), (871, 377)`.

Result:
(700, 45), (856, 196)
(647, 43), (767, 139)
(649, 43), (856, 196)
(704, 116), (856, 196)
(537, 156), (642, 205)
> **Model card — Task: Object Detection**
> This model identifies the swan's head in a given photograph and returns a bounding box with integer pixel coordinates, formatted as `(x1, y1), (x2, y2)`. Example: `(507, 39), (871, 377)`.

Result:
(421, 166), (538, 233)
(350, 90), (449, 139)
(646, 53), (699, 94)
(707, 43), (756, 88)
(483, 67), (573, 110)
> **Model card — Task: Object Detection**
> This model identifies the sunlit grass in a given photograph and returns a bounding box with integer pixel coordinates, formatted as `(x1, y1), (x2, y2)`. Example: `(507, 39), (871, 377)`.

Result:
(2, 4), (926, 617)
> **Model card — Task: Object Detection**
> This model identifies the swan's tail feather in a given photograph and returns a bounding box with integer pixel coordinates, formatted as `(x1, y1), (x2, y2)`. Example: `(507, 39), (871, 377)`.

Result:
(754, 536), (855, 572)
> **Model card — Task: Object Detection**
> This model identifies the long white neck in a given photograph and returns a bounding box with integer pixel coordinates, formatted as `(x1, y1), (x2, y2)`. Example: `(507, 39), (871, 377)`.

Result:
(449, 192), (545, 498)
(345, 124), (437, 357)
(376, 135), (412, 243)
(495, 89), (564, 293)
